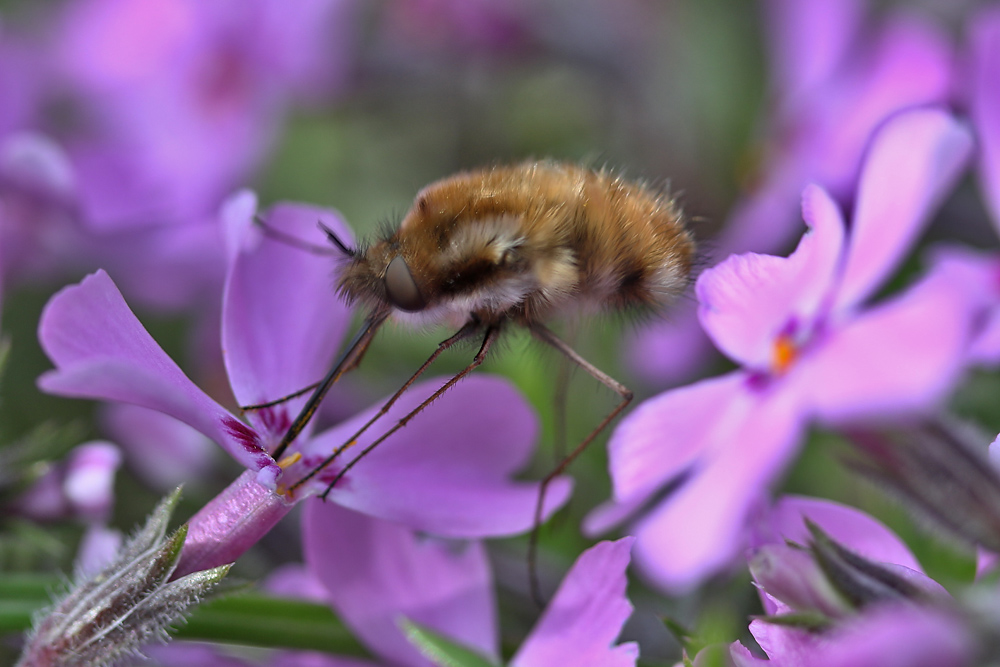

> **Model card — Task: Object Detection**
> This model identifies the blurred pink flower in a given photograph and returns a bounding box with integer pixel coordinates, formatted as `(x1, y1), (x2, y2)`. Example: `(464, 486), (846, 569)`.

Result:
(630, 0), (955, 385)
(730, 496), (974, 667)
(588, 109), (981, 593)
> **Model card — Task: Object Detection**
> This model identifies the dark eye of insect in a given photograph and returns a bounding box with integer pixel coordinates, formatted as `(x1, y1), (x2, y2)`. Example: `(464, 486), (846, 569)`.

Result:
(384, 255), (426, 312)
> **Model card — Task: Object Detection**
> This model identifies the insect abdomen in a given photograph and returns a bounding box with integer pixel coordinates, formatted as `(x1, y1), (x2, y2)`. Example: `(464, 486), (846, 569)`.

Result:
(563, 167), (694, 313)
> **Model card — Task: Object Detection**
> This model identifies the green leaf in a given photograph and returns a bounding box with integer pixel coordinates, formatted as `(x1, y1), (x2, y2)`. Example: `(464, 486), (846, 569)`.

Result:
(754, 610), (831, 631)
(661, 616), (704, 656)
(173, 593), (371, 656)
(400, 618), (499, 667)
(0, 573), (60, 633)
(0, 575), (369, 658)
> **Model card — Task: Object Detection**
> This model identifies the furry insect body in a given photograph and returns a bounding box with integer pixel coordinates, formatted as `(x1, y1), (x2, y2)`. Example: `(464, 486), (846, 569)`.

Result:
(339, 161), (694, 328)
(266, 161), (694, 604)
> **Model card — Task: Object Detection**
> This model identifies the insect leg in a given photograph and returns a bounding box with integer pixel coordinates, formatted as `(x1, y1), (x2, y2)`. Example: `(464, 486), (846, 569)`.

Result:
(527, 322), (633, 606)
(291, 325), (501, 497)
(551, 322), (579, 463)
(271, 310), (388, 460)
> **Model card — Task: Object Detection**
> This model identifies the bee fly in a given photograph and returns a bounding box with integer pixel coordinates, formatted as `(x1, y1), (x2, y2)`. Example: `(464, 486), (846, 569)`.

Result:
(252, 160), (695, 601)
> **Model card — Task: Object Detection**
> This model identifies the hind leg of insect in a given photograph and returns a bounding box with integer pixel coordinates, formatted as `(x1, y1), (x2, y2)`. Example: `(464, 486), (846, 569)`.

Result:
(290, 322), (497, 495)
(550, 322), (579, 464)
(527, 322), (633, 607)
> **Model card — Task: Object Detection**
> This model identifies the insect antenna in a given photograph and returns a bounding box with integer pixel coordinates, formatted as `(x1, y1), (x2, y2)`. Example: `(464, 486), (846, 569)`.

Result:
(527, 322), (633, 607)
(317, 220), (357, 258)
(243, 381), (321, 412)
(252, 215), (348, 256)
(271, 309), (389, 461)
(289, 320), (493, 493)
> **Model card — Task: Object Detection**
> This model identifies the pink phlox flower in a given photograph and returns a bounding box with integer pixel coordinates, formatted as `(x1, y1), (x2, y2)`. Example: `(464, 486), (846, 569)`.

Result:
(38, 192), (570, 577)
(587, 108), (980, 594)
(52, 0), (354, 231)
(12, 441), (122, 525)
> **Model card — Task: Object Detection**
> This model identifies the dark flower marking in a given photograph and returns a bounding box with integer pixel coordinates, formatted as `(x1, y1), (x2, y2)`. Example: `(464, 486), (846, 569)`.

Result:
(222, 416), (264, 454)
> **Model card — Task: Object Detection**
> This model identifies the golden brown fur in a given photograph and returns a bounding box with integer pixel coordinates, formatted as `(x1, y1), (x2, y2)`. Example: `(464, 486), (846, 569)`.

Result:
(339, 161), (694, 328)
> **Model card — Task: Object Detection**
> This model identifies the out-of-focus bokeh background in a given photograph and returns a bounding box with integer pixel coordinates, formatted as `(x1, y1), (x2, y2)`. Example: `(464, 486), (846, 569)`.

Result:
(1, 0), (998, 663)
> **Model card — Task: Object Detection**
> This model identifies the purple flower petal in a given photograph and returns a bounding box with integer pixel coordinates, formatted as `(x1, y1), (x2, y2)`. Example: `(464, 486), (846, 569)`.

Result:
(102, 403), (217, 490)
(753, 496), (922, 572)
(511, 538), (638, 667)
(971, 6), (1000, 229)
(715, 10), (951, 263)
(810, 604), (974, 667)
(37, 270), (280, 485)
(303, 501), (498, 667)
(737, 617), (816, 666)
(926, 245), (1000, 365)
(63, 442), (122, 523)
(75, 524), (123, 579)
(583, 492), (653, 538)
(631, 389), (804, 593)
(796, 263), (979, 423)
(762, 0), (863, 100)
(697, 185), (845, 370)
(264, 563), (329, 603)
(834, 108), (973, 311)
(804, 12), (953, 192)
(222, 200), (352, 418)
(175, 470), (294, 578)
(298, 375), (572, 537)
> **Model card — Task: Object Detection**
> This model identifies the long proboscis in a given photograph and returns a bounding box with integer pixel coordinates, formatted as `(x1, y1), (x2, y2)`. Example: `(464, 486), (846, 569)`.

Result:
(271, 309), (389, 460)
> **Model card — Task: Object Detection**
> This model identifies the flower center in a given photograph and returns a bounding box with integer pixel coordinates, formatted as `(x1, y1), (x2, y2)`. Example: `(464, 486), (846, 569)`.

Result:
(771, 333), (798, 375)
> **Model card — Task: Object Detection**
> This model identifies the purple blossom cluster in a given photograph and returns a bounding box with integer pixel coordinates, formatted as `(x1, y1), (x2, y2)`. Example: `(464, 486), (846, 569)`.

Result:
(10, 0), (1000, 666)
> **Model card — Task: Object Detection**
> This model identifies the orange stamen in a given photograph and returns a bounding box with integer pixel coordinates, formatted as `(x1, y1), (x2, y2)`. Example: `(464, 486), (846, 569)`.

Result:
(771, 334), (798, 374)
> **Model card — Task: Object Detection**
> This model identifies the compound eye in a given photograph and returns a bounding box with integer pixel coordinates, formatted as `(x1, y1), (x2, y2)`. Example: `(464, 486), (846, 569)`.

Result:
(385, 255), (426, 312)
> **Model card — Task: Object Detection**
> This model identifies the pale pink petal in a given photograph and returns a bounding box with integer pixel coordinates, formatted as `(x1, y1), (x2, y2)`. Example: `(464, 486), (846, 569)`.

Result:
(631, 390), (804, 593)
(835, 109), (973, 311)
(63, 442), (122, 523)
(697, 185), (844, 369)
(605, 372), (747, 504)
(75, 524), (123, 579)
(798, 264), (980, 423)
